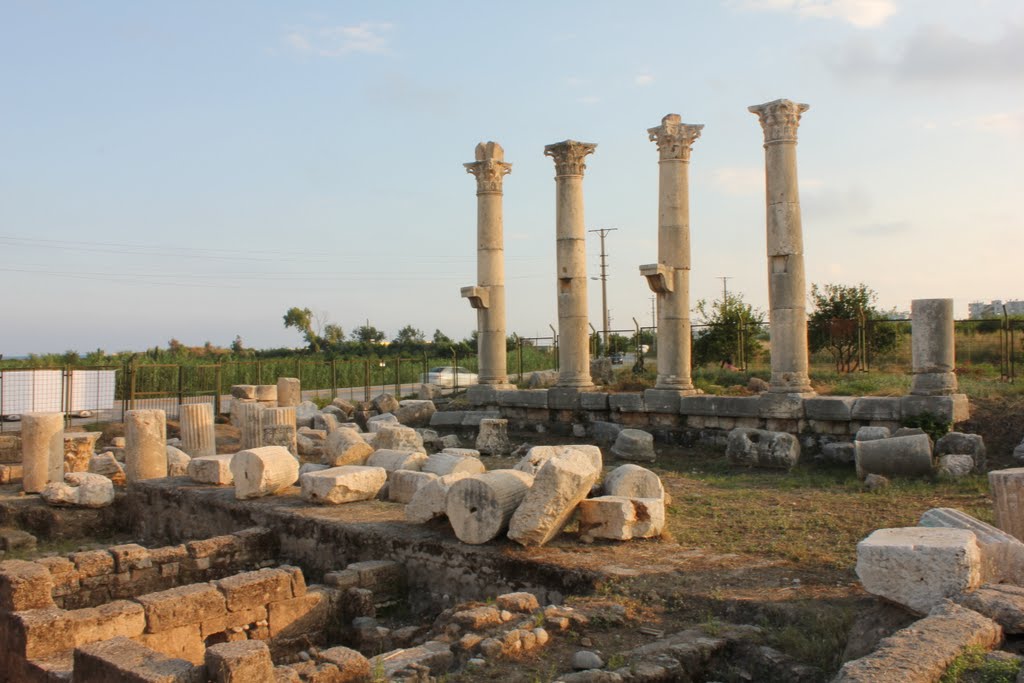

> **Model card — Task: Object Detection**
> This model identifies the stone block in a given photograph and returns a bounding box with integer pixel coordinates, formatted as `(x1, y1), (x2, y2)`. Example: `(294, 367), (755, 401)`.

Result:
(63, 432), (102, 473)
(497, 390), (548, 409)
(109, 544), (152, 573)
(547, 387), (580, 410)
(316, 646), (371, 682)
(423, 452), (485, 477)
(821, 441), (855, 465)
(460, 410), (501, 426)
(856, 527), (981, 614)
(855, 434), (933, 480)
(216, 568), (294, 612)
(475, 418), (511, 455)
(387, 469), (439, 504)
(374, 425), (424, 452)
(67, 599), (146, 645)
(230, 446), (299, 499)
(608, 393), (644, 413)
(394, 401), (436, 428)
(199, 605), (267, 639)
(935, 432), (986, 472)
(267, 587), (330, 640)
(855, 426), (890, 441)
(366, 413), (399, 433)
(851, 397), (901, 421)
(231, 385), (256, 400)
(513, 445), (602, 478)
(579, 392), (609, 410)
(301, 465), (387, 504)
(611, 429), (655, 462)
(70, 550), (114, 579)
(370, 642), (453, 679)
(206, 640), (274, 683)
(187, 454), (235, 485)
(590, 421), (621, 446)
(725, 429), (800, 470)
(346, 560), (404, 595)
(642, 389), (681, 414)
(990, 468), (1024, 541)
(919, 507), (1024, 585)
(137, 583), (226, 633)
(757, 393), (806, 419)
(73, 636), (204, 683)
(464, 384), (497, 406)
(41, 471), (115, 508)
(577, 496), (665, 541)
(405, 472), (471, 523)
(956, 584), (1024, 634)
(603, 464), (664, 499)
(446, 470), (534, 544)
(429, 411), (466, 427)
(508, 450), (599, 547)
(366, 449), (427, 472)
(323, 429), (373, 467)
(0, 559), (55, 611)
(138, 622), (205, 665)
(900, 394), (970, 424)
(804, 396), (856, 421)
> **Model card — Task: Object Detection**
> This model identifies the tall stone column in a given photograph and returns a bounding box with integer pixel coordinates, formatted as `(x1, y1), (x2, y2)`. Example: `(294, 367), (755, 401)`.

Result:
(911, 298), (958, 395)
(180, 403), (216, 458)
(749, 99), (814, 394)
(461, 142), (514, 388)
(640, 114), (703, 392)
(21, 412), (64, 493)
(125, 409), (167, 482)
(545, 140), (596, 388)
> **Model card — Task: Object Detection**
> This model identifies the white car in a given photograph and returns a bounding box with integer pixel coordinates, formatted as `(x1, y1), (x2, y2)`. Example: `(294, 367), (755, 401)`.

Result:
(421, 366), (479, 388)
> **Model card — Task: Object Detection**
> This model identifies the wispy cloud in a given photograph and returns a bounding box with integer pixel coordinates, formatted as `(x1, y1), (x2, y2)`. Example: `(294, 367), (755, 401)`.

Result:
(284, 22), (393, 57)
(830, 23), (1024, 83)
(730, 0), (897, 28)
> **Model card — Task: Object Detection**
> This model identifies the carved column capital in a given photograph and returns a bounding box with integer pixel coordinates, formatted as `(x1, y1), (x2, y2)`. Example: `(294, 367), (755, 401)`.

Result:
(464, 141), (511, 193)
(647, 114), (703, 161)
(544, 140), (597, 177)
(748, 99), (809, 144)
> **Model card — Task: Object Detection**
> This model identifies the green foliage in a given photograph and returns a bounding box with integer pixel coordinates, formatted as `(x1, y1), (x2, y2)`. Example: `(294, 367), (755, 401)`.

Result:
(808, 283), (898, 373)
(392, 325), (426, 345)
(351, 324), (386, 344)
(941, 646), (1020, 683)
(901, 412), (953, 441)
(283, 306), (321, 352)
(692, 292), (765, 367)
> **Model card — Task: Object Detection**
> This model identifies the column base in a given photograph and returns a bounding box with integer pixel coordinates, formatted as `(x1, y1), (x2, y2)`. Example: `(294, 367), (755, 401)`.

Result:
(769, 372), (815, 395)
(654, 377), (699, 394)
(910, 372), (958, 396)
(556, 372), (595, 389)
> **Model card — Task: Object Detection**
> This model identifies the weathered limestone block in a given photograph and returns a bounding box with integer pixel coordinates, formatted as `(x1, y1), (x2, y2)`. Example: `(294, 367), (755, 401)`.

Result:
(854, 434), (933, 480)
(0, 558), (55, 611)
(137, 583), (226, 633)
(63, 431), (101, 473)
(21, 412), (65, 493)
(41, 472), (115, 508)
(832, 601), (1002, 683)
(821, 442), (855, 465)
(937, 454), (974, 478)
(405, 473), (472, 523)
(375, 425), (425, 452)
(73, 636), (204, 683)
(261, 424), (298, 457)
(855, 426), (891, 441)
(187, 454), (235, 485)
(603, 464), (664, 499)
(216, 568), (296, 612)
(300, 466), (387, 504)
(366, 449), (428, 473)
(919, 507), (1024, 585)
(990, 468), (1024, 541)
(388, 470), (440, 504)
(295, 400), (319, 429)
(725, 428), (799, 470)
(513, 445), (603, 481)
(509, 450), (599, 546)
(206, 640), (275, 683)
(446, 470), (534, 544)
(276, 377), (301, 408)
(323, 429), (374, 467)
(956, 584), (1024, 634)
(231, 385), (257, 400)
(476, 418), (511, 455)
(394, 400), (437, 428)
(314, 645), (371, 681)
(179, 403), (216, 458)
(253, 384), (277, 402)
(591, 421), (622, 446)
(370, 641), (453, 679)
(856, 527), (982, 614)
(423, 452), (485, 477)
(935, 432), (986, 472)
(366, 413), (399, 433)
(371, 392), (400, 414)
(166, 445), (191, 477)
(611, 429), (656, 462)
(88, 452), (126, 485)
(230, 446), (299, 499)
(577, 496), (665, 541)
(125, 409), (168, 482)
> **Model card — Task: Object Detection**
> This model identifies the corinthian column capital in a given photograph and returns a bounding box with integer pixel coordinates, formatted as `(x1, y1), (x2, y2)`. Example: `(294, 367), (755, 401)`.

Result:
(748, 99), (809, 144)
(647, 114), (703, 161)
(544, 140), (597, 177)
(464, 141), (512, 193)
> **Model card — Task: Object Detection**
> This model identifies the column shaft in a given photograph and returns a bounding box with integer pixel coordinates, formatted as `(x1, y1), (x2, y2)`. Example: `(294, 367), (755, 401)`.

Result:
(237, 402), (265, 451)
(125, 409), (167, 482)
(180, 403), (216, 458)
(21, 412), (64, 493)
(911, 298), (958, 395)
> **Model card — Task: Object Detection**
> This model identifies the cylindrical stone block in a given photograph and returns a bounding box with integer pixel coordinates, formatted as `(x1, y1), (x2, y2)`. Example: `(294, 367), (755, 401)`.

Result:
(236, 402), (265, 451)
(446, 470), (535, 544)
(276, 377), (301, 407)
(423, 452), (486, 477)
(179, 403), (216, 458)
(125, 409), (168, 482)
(989, 468), (1024, 541)
(911, 298), (958, 396)
(21, 412), (65, 493)
(230, 446), (299, 500)
(854, 434), (934, 480)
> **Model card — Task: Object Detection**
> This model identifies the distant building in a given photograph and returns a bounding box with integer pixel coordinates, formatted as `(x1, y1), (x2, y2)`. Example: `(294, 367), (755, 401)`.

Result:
(969, 300), (1024, 319)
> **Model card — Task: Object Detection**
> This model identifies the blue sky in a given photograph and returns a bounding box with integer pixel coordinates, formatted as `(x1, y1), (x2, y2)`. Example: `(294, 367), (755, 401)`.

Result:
(2, 0), (1022, 356)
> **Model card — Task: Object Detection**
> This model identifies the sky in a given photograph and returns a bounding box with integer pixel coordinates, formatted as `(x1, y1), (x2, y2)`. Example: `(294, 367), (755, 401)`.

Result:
(1, 0), (1022, 356)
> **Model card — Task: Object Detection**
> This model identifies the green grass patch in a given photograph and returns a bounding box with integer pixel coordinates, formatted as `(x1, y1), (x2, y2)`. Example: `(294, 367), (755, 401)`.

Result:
(940, 645), (1020, 683)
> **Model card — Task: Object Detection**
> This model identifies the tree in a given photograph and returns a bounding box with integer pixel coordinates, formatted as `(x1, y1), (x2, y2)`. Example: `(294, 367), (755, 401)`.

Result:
(692, 293), (766, 367)
(167, 338), (184, 354)
(283, 307), (321, 352)
(323, 324), (346, 347)
(230, 336), (245, 354)
(808, 283), (898, 373)
(393, 325), (426, 345)
(351, 324), (386, 344)
(432, 329), (453, 346)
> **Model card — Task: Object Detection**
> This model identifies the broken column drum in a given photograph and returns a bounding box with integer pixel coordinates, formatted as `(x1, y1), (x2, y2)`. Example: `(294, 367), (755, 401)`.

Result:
(21, 412), (64, 493)
(749, 99), (814, 394)
(179, 403), (216, 458)
(125, 409), (168, 482)
(989, 468), (1024, 542)
(545, 140), (597, 388)
(236, 402), (264, 451)
(641, 114), (703, 392)
(446, 470), (534, 544)
(911, 298), (958, 396)
(261, 407), (297, 456)
(461, 142), (513, 387)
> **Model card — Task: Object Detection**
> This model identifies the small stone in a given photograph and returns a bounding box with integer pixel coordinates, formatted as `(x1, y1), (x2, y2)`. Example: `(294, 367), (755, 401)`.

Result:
(864, 473), (890, 491)
(468, 657), (486, 667)
(573, 650), (604, 670)
(611, 429), (656, 462)
(938, 454), (975, 479)
(166, 446), (191, 477)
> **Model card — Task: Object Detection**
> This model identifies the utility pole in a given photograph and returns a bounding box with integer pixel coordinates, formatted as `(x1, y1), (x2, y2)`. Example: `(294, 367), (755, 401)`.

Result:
(718, 276), (731, 305)
(589, 228), (618, 354)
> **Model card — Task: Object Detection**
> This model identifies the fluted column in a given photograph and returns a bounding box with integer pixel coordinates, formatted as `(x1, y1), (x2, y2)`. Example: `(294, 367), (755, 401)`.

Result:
(641, 114), (703, 392)
(749, 99), (814, 394)
(125, 409), (167, 482)
(236, 402), (265, 451)
(180, 403), (216, 457)
(545, 140), (596, 388)
(461, 142), (513, 387)
(21, 412), (64, 493)
(262, 406), (297, 457)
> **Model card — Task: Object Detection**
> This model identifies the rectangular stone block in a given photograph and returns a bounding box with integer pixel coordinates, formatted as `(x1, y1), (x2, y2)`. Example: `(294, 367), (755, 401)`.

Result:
(579, 392), (609, 410)
(525, 408), (550, 422)
(108, 544), (152, 573)
(765, 419), (802, 434)
(267, 588), (330, 640)
(642, 389), (680, 414)
(851, 397), (901, 421)
(547, 387), (579, 410)
(69, 550), (115, 579)
(919, 507), (1024, 586)
(649, 414), (682, 428)
(200, 605), (267, 639)
(429, 411), (466, 427)
(346, 560), (405, 597)
(138, 622), (206, 665)
(35, 556), (78, 598)
(0, 433), (21, 464)
(804, 396), (856, 421)
(0, 559), (55, 611)
(679, 395), (760, 417)
(497, 390), (548, 409)
(758, 393), (806, 419)
(186, 535), (240, 560)
(66, 600), (146, 645)
(206, 640), (275, 683)
(464, 384), (498, 406)
(6, 607), (71, 658)
(609, 393), (644, 413)
(0, 464), (23, 484)
(73, 636), (205, 683)
(900, 394), (970, 423)
(215, 568), (293, 612)
(137, 583), (226, 633)
(149, 545), (188, 566)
